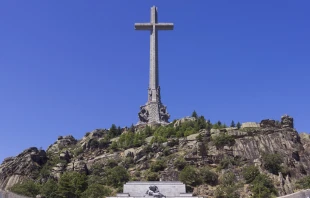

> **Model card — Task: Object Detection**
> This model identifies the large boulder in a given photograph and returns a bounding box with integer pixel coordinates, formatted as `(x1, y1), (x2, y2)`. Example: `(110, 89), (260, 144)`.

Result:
(47, 135), (77, 153)
(260, 119), (277, 128)
(281, 114), (294, 128)
(66, 160), (88, 174)
(174, 117), (196, 127)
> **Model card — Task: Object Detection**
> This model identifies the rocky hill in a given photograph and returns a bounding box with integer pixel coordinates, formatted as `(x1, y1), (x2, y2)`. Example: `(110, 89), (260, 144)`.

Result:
(1, 114), (310, 198)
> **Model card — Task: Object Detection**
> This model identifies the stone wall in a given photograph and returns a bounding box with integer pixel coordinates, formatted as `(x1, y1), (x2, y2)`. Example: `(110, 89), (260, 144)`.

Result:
(0, 190), (31, 198)
(277, 189), (310, 198)
(241, 122), (260, 128)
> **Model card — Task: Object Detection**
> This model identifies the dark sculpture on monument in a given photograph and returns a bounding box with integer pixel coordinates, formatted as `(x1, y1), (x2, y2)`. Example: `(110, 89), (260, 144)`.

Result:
(135, 6), (173, 125)
(145, 185), (165, 198)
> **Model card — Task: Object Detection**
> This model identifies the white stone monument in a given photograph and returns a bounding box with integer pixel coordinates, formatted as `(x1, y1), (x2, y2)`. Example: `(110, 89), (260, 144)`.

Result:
(135, 6), (173, 125)
(107, 181), (203, 198)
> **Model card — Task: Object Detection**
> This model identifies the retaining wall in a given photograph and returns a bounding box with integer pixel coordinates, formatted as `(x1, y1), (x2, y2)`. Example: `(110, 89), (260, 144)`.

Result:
(0, 190), (30, 198)
(278, 189), (310, 198)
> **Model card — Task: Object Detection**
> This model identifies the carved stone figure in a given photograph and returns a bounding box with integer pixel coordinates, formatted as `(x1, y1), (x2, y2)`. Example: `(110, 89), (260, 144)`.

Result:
(156, 86), (161, 102)
(148, 88), (152, 101)
(159, 105), (170, 123)
(138, 106), (149, 123)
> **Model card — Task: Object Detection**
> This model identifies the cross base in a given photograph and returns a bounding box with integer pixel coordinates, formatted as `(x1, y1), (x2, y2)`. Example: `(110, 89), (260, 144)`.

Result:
(137, 101), (170, 125)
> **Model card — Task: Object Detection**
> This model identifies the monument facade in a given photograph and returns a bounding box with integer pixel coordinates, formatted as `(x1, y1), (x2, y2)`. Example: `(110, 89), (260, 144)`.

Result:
(107, 181), (203, 198)
(135, 6), (173, 124)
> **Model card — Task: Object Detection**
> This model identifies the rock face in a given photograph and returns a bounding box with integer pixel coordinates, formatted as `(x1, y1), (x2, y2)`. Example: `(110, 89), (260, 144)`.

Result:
(0, 147), (47, 190)
(47, 135), (77, 153)
(1, 114), (309, 197)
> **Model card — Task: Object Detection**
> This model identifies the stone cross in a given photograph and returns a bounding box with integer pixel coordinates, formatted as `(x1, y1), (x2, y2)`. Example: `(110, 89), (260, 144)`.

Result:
(135, 6), (173, 124)
(135, 6), (174, 103)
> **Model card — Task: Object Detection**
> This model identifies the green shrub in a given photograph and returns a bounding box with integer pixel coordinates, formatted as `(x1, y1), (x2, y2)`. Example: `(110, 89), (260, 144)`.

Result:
(163, 147), (171, 156)
(262, 152), (283, 174)
(250, 174), (277, 198)
(124, 157), (134, 168)
(179, 166), (202, 187)
(10, 180), (41, 197)
(87, 175), (105, 186)
(84, 132), (90, 137)
(145, 171), (160, 181)
(74, 147), (84, 157)
(57, 172), (88, 198)
(81, 184), (112, 198)
(41, 179), (58, 198)
(106, 159), (119, 168)
(212, 133), (235, 148)
(196, 134), (203, 142)
(150, 160), (166, 172)
(214, 185), (239, 198)
(184, 127), (195, 137)
(200, 167), (218, 185)
(90, 163), (104, 175)
(243, 165), (260, 184)
(104, 166), (129, 188)
(174, 157), (187, 171)
(109, 141), (118, 151)
(215, 172), (239, 198)
(296, 175), (310, 189)
(143, 144), (153, 153)
(118, 131), (146, 149)
(134, 171), (141, 177)
(90, 139), (99, 149)
(151, 135), (167, 144)
(99, 138), (110, 149)
(109, 124), (121, 138)
(217, 157), (241, 170)
(221, 172), (235, 187)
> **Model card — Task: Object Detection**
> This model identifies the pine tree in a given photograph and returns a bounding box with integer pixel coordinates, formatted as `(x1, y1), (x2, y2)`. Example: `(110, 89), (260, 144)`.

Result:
(236, 122), (241, 129)
(129, 124), (135, 133)
(217, 121), (222, 126)
(117, 126), (122, 136)
(109, 124), (118, 138)
(191, 110), (198, 119)
(206, 119), (212, 131)
(230, 120), (236, 127)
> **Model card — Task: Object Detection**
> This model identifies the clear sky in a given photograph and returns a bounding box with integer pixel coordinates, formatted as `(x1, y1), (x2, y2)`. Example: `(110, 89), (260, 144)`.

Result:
(0, 0), (309, 162)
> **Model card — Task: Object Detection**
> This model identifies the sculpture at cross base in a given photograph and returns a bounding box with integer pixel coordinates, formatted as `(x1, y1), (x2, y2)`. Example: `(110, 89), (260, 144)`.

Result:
(135, 6), (173, 125)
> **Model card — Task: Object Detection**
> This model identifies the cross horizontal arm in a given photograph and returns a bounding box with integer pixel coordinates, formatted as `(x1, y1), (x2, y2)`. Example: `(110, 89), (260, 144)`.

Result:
(135, 23), (153, 30)
(135, 23), (174, 30)
(155, 23), (174, 30)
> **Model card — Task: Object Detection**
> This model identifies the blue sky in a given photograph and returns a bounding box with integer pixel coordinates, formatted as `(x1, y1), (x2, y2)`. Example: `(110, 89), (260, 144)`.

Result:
(0, 0), (309, 162)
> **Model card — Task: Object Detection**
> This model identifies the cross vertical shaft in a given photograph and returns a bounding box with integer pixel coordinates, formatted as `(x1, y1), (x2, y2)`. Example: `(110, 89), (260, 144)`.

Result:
(150, 6), (158, 101)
